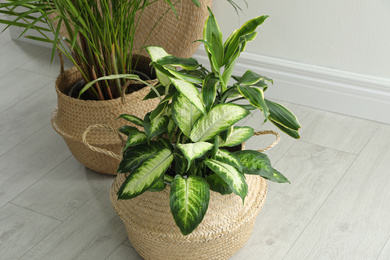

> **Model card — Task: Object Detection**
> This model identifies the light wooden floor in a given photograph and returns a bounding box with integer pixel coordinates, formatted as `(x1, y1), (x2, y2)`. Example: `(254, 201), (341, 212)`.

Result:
(1, 23), (390, 260)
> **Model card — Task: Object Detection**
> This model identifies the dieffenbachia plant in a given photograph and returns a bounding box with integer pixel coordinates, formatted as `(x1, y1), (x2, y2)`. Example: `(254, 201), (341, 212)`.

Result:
(115, 8), (301, 236)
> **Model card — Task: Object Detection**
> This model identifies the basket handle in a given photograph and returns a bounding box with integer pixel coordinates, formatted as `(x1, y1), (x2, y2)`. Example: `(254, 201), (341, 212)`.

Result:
(253, 130), (281, 152)
(82, 124), (125, 161)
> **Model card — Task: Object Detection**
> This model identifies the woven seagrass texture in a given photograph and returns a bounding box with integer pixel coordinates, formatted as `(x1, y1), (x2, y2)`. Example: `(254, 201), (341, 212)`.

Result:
(133, 0), (212, 58)
(51, 60), (159, 175)
(110, 173), (267, 260)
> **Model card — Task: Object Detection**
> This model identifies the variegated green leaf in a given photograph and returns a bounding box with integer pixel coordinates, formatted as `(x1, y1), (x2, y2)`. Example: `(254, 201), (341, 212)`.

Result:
(202, 74), (219, 112)
(206, 174), (232, 195)
(270, 119), (300, 139)
(117, 114), (144, 127)
(270, 168), (290, 184)
(167, 118), (176, 140)
(265, 99), (301, 131)
(215, 149), (243, 173)
(172, 93), (203, 137)
(218, 126), (254, 147)
(234, 150), (276, 179)
(148, 177), (167, 192)
(238, 85), (270, 120)
(166, 68), (203, 84)
(170, 78), (205, 115)
(156, 55), (199, 70)
(205, 159), (247, 202)
(118, 125), (139, 136)
(144, 113), (169, 140)
(146, 46), (172, 86)
(174, 155), (188, 175)
(177, 142), (214, 170)
(190, 104), (250, 142)
(123, 130), (147, 151)
(223, 15), (269, 66)
(117, 148), (173, 199)
(170, 175), (210, 235)
(117, 142), (162, 173)
(236, 70), (273, 86)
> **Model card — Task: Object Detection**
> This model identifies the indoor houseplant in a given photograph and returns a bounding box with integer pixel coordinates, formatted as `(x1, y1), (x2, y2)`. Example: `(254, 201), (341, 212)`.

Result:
(0, 0), (212, 174)
(107, 8), (301, 259)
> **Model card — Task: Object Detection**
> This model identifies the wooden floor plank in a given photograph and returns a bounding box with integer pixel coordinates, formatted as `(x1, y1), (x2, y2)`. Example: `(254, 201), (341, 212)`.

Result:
(12, 156), (115, 221)
(284, 124), (390, 260)
(0, 203), (61, 260)
(106, 245), (142, 260)
(0, 40), (48, 78)
(0, 125), (71, 208)
(300, 111), (380, 154)
(21, 190), (127, 260)
(0, 69), (52, 114)
(378, 236), (390, 260)
(230, 141), (356, 260)
(0, 81), (56, 156)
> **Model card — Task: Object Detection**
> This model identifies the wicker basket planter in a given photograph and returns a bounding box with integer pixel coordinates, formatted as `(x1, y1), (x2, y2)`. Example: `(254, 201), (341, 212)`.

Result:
(51, 58), (159, 175)
(110, 171), (267, 260)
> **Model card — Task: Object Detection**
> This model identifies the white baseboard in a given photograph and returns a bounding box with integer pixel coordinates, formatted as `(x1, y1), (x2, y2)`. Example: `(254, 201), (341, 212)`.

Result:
(193, 49), (390, 125)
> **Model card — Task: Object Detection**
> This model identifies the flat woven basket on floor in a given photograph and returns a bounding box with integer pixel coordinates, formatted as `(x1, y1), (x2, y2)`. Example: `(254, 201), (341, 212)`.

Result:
(110, 173), (267, 260)
(51, 57), (159, 175)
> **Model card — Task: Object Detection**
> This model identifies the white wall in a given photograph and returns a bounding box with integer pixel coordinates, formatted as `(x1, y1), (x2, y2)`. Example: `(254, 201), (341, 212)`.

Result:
(213, 0), (390, 79)
(200, 0), (390, 124)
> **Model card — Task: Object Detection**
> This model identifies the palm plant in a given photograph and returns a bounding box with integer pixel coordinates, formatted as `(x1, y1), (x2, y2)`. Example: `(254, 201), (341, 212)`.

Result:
(113, 8), (301, 235)
(0, 0), (205, 100)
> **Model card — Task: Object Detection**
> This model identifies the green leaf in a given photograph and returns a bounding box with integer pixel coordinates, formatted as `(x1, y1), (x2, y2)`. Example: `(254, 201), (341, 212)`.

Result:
(156, 55), (199, 70)
(238, 85), (270, 120)
(223, 15), (269, 66)
(167, 118), (176, 141)
(117, 148), (173, 199)
(118, 125), (139, 136)
(148, 177), (167, 192)
(117, 114), (144, 127)
(205, 159), (247, 202)
(146, 46), (172, 86)
(234, 150), (274, 177)
(172, 93), (203, 137)
(174, 155), (188, 175)
(218, 126), (254, 147)
(144, 113), (169, 140)
(215, 149), (243, 173)
(206, 174), (232, 195)
(79, 74), (140, 98)
(117, 142), (162, 174)
(236, 150), (290, 183)
(265, 99), (301, 131)
(170, 78), (205, 115)
(123, 130), (147, 151)
(177, 142), (214, 170)
(204, 7), (223, 47)
(165, 69), (203, 84)
(270, 168), (290, 184)
(190, 104), (250, 142)
(201, 74), (219, 112)
(270, 119), (301, 139)
(236, 70), (273, 86)
(170, 175), (210, 235)
(143, 84), (166, 100)
(221, 48), (240, 90)
(150, 101), (167, 120)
